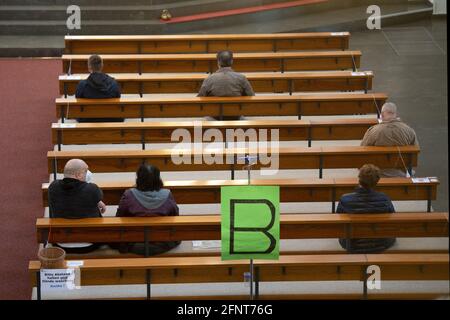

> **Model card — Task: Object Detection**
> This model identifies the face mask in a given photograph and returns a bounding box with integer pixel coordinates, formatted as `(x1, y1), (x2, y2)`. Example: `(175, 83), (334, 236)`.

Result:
(85, 170), (93, 183)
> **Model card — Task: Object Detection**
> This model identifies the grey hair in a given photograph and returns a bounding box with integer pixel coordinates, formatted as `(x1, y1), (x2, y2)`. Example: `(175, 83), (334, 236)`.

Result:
(64, 159), (88, 178)
(381, 102), (397, 115)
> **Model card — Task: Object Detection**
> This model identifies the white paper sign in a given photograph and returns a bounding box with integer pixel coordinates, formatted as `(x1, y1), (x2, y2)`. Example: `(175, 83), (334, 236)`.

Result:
(412, 177), (430, 183)
(66, 260), (84, 267)
(192, 241), (221, 249)
(40, 268), (80, 290)
(57, 123), (77, 128)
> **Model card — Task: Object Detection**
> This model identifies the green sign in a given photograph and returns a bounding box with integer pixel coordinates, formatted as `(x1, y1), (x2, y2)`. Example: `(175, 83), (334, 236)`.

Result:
(221, 186), (280, 260)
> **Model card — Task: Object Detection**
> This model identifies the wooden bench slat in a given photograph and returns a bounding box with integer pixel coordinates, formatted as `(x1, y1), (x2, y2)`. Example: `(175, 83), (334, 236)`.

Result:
(62, 51), (362, 73)
(64, 32), (350, 54)
(55, 93), (386, 119)
(46, 146), (420, 175)
(41, 177), (439, 207)
(59, 71), (374, 95)
(51, 118), (378, 146)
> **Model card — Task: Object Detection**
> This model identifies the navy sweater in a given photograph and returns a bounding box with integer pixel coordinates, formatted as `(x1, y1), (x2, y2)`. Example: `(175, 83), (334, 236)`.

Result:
(336, 187), (396, 253)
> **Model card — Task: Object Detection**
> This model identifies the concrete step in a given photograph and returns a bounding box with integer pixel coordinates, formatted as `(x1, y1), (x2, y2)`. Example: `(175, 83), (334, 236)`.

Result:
(0, 0), (183, 5)
(0, 0), (429, 36)
(0, 0), (287, 21)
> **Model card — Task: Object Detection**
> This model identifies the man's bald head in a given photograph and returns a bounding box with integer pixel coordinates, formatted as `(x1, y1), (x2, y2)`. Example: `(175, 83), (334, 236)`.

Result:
(64, 159), (88, 181)
(381, 102), (398, 122)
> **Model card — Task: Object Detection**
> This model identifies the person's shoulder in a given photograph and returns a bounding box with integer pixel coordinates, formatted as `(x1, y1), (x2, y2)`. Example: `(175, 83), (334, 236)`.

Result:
(339, 192), (356, 202)
(83, 182), (101, 192)
(48, 180), (61, 190)
(372, 190), (391, 201)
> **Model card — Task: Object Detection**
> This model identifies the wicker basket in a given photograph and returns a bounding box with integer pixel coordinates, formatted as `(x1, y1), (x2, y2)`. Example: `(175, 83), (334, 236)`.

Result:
(38, 247), (66, 269)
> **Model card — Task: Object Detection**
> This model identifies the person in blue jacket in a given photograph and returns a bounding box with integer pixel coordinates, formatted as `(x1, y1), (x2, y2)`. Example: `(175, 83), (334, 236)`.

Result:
(75, 54), (123, 122)
(336, 164), (396, 253)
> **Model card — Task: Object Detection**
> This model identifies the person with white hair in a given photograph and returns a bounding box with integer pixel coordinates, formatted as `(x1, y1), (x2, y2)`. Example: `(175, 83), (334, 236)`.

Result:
(48, 159), (106, 253)
(361, 102), (419, 177)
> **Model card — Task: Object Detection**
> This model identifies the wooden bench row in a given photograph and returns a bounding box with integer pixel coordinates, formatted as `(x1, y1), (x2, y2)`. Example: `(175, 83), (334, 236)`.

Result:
(52, 118), (378, 150)
(47, 146), (419, 180)
(63, 51), (362, 74)
(55, 93), (386, 121)
(36, 212), (449, 245)
(64, 33), (351, 54)
(42, 177), (439, 212)
(29, 253), (449, 300)
(59, 71), (374, 96)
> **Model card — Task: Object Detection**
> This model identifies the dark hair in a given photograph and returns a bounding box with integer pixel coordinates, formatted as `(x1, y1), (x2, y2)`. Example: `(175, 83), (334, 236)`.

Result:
(135, 164), (163, 192)
(88, 54), (103, 72)
(217, 50), (233, 68)
(358, 164), (381, 189)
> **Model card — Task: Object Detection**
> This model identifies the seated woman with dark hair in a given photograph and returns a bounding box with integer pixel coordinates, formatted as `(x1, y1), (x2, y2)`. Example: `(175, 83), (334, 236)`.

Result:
(336, 164), (396, 253)
(114, 164), (180, 256)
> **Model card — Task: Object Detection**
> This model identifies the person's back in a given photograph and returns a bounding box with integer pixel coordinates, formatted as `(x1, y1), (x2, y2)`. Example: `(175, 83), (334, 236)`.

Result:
(361, 102), (418, 177)
(48, 159), (106, 253)
(198, 50), (254, 120)
(336, 164), (396, 253)
(115, 164), (180, 255)
(49, 178), (102, 219)
(75, 54), (122, 122)
(361, 119), (417, 147)
(198, 67), (255, 97)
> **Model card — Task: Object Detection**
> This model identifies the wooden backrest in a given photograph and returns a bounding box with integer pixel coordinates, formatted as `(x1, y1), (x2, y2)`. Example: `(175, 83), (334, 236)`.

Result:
(47, 146), (420, 176)
(51, 118), (378, 147)
(62, 51), (362, 74)
(28, 253), (450, 288)
(36, 212), (449, 244)
(55, 93), (387, 120)
(64, 33), (351, 54)
(59, 71), (374, 96)
(42, 177), (439, 210)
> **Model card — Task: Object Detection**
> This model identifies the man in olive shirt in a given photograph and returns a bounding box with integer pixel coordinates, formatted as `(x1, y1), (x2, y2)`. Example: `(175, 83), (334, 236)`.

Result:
(198, 50), (255, 120)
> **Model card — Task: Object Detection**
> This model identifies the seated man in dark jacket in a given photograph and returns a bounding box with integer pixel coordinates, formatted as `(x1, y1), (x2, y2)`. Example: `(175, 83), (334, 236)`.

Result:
(75, 54), (123, 122)
(336, 164), (396, 253)
(48, 159), (106, 253)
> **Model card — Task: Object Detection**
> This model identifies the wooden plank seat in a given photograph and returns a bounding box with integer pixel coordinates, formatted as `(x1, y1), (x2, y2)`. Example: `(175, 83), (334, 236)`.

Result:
(29, 253), (449, 300)
(42, 177), (439, 212)
(52, 118), (378, 150)
(59, 71), (374, 96)
(36, 212), (449, 245)
(55, 93), (387, 122)
(62, 51), (362, 74)
(47, 146), (420, 180)
(64, 33), (351, 54)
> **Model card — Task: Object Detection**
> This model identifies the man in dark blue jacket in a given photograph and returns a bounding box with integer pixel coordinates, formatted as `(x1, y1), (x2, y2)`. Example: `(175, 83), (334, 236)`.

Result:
(75, 54), (123, 122)
(336, 164), (396, 253)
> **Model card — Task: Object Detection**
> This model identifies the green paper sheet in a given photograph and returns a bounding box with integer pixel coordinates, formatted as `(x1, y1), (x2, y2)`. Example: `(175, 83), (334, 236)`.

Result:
(221, 186), (280, 260)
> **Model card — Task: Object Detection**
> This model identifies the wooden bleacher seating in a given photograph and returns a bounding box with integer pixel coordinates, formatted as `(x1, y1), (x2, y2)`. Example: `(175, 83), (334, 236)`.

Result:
(52, 118), (378, 150)
(42, 177), (439, 212)
(62, 51), (362, 74)
(47, 146), (420, 179)
(31, 31), (448, 301)
(64, 33), (351, 54)
(55, 93), (387, 121)
(59, 71), (374, 96)
(29, 253), (449, 300)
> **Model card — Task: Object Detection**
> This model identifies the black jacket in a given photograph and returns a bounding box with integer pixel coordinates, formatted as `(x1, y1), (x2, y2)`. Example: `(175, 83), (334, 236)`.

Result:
(48, 178), (103, 218)
(336, 187), (396, 253)
(75, 72), (120, 99)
